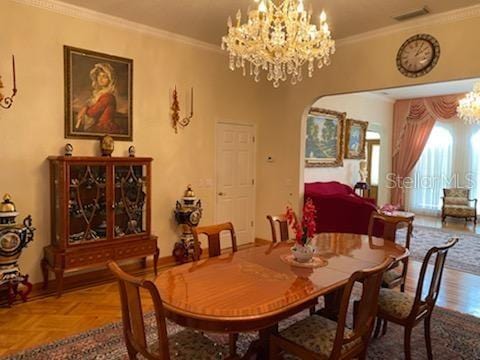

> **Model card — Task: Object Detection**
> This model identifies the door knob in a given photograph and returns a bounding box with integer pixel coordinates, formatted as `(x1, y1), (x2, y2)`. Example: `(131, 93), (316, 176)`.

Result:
(218, 192), (226, 196)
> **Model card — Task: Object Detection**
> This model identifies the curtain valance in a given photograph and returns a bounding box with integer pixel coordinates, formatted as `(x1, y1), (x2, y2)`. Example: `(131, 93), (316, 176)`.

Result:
(391, 94), (464, 206)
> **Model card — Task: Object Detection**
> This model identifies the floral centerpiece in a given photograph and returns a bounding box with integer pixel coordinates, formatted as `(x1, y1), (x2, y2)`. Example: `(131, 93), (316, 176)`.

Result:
(286, 198), (317, 263)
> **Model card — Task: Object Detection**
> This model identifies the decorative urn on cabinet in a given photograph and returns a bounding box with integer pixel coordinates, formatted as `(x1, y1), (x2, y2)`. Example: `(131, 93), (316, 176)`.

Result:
(173, 185), (202, 263)
(0, 194), (35, 306)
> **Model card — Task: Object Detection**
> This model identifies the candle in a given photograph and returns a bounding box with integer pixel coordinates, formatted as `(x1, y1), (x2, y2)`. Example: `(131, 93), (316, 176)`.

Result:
(12, 55), (16, 91)
(190, 87), (194, 116)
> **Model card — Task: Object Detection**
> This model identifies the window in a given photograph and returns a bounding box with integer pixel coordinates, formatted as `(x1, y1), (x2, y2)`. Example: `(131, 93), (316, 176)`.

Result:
(409, 124), (453, 215)
(469, 129), (480, 205)
(370, 144), (380, 186)
(366, 131), (380, 140)
(366, 131), (381, 185)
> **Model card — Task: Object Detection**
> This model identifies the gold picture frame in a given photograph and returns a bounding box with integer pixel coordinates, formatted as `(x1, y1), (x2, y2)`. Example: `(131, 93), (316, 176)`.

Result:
(305, 108), (345, 168)
(345, 119), (368, 159)
(64, 46), (133, 140)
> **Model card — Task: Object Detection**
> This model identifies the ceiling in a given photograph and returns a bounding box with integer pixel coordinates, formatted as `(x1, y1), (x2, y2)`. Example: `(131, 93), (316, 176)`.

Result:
(371, 78), (479, 100)
(59, 0), (480, 45)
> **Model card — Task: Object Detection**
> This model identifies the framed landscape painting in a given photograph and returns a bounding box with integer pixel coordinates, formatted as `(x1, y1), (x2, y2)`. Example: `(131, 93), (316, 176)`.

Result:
(305, 108), (346, 167)
(64, 46), (133, 140)
(345, 119), (368, 159)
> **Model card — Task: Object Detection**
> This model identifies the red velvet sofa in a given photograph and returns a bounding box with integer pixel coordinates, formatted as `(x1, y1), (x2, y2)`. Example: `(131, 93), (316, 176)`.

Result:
(305, 181), (378, 235)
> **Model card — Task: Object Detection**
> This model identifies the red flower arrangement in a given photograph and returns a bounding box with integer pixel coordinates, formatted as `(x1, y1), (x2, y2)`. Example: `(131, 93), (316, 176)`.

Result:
(286, 198), (317, 246)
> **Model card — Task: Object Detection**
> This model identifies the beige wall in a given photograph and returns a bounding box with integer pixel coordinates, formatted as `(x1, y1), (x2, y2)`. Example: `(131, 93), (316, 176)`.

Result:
(255, 12), (480, 240)
(3, 1), (480, 283)
(0, 1), (280, 283)
(304, 93), (394, 206)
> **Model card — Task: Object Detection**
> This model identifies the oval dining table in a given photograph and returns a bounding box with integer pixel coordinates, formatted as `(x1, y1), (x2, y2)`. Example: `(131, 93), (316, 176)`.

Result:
(154, 233), (408, 359)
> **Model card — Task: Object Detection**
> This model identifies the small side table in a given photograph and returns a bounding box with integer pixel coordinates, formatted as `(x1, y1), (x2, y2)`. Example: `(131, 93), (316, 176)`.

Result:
(354, 182), (370, 198)
(379, 210), (415, 240)
(380, 210), (415, 222)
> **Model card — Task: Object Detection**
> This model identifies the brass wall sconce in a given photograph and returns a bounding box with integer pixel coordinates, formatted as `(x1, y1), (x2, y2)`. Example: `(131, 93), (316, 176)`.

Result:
(0, 55), (17, 109)
(171, 87), (194, 133)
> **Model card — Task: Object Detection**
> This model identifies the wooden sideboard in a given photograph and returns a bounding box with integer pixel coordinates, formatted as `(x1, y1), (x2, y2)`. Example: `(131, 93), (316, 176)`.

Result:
(42, 156), (158, 296)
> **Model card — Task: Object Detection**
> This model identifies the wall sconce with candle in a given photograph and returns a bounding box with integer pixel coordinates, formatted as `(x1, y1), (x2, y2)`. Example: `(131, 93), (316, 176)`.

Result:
(171, 87), (194, 133)
(0, 55), (17, 109)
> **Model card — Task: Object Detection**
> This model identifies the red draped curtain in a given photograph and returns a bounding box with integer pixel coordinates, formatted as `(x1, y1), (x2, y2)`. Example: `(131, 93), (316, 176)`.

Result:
(391, 94), (464, 207)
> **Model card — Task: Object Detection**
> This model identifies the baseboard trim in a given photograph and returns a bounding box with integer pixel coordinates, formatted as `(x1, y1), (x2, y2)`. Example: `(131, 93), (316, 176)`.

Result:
(255, 237), (271, 245)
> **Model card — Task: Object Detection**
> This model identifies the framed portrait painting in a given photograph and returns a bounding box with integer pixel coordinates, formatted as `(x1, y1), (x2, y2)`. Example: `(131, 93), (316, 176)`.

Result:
(64, 46), (133, 140)
(345, 119), (368, 159)
(305, 108), (346, 167)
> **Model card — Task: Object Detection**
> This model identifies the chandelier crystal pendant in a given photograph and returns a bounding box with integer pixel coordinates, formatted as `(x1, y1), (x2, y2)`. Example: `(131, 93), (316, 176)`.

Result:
(457, 82), (480, 124)
(221, 0), (335, 88)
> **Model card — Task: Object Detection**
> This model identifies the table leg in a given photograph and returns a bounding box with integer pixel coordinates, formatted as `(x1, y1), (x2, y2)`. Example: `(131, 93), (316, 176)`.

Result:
(153, 248), (159, 276)
(242, 324), (278, 360)
(18, 275), (33, 302)
(7, 283), (15, 307)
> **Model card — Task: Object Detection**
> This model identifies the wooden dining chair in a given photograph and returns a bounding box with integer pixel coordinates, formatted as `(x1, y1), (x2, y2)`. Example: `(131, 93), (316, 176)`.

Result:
(107, 261), (226, 360)
(368, 212), (413, 292)
(191, 222), (239, 357)
(192, 222), (238, 260)
(267, 214), (296, 243)
(374, 238), (458, 360)
(269, 257), (393, 360)
(267, 212), (318, 316)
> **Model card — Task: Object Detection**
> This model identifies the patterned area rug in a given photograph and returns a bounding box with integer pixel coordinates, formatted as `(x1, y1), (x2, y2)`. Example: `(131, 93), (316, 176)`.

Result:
(3, 305), (479, 359)
(397, 225), (480, 276)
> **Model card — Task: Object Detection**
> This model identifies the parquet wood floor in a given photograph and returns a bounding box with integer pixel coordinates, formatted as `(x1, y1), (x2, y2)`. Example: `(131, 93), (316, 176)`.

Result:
(0, 280), (155, 357)
(1, 224), (479, 357)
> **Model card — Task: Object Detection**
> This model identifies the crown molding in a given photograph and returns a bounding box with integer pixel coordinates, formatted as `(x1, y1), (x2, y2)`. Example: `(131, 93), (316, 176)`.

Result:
(336, 4), (480, 47)
(12, 0), (480, 54)
(11, 0), (223, 54)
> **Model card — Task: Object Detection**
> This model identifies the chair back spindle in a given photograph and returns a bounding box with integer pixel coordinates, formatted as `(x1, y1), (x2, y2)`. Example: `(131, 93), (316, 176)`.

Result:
(266, 214), (293, 243)
(330, 257), (393, 358)
(108, 261), (170, 360)
(413, 238), (458, 311)
(192, 222), (238, 260)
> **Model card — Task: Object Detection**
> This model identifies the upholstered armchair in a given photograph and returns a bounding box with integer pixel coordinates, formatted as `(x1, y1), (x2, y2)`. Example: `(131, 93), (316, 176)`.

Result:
(442, 188), (477, 225)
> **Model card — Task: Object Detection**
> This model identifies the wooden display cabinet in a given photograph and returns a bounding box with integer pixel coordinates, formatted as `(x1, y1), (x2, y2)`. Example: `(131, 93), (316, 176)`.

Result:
(42, 156), (158, 296)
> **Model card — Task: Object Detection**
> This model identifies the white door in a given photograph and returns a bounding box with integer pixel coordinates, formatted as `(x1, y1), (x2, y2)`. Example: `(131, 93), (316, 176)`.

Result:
(216, 123), (255, 247)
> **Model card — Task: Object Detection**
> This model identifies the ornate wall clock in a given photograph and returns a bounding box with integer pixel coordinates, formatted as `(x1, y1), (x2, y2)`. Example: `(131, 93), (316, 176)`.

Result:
(396, 34), (440, 78)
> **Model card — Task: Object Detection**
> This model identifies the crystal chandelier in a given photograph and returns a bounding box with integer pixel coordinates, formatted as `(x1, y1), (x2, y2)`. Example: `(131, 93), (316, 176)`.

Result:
(221, 0), (335, 88)
(457, 82), (480, 124)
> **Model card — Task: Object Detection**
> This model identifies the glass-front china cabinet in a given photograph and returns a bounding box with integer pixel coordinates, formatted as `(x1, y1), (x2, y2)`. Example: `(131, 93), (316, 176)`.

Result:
(42, 156), (158, 296)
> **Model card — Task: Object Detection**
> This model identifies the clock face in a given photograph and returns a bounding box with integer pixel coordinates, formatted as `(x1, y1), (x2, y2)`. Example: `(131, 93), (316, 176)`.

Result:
(0, 231), (21, 253)
(397, 34), (440, 78)
(189, 210), (201, 226)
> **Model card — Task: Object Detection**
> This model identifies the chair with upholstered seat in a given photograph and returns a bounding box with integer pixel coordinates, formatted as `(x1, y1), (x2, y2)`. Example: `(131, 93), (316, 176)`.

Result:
(267, 212), (318, 316)
(442, 188), (477, 225)
(368, 212), (413, 292)
(269, 257), (393, 360)
(266, 214), (297, 243)
(107, 261), (227, 360)
(191, 222), (239, 357)
(374, 238), (458, 360)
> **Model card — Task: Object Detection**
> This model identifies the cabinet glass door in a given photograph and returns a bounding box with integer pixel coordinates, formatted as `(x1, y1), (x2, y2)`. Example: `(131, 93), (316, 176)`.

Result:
(113, 165), (147, 238)
(68, 165), (108, 245)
